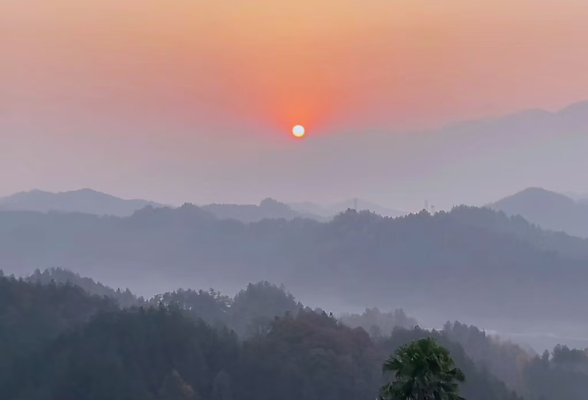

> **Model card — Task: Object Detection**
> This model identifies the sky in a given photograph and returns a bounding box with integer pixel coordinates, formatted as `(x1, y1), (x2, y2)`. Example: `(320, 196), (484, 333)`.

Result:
(2, 0), (588, 211)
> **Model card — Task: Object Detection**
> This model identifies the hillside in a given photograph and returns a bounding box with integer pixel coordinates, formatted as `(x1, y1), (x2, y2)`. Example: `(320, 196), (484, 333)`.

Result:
(290, 199), (406, 218)
(202, 198), (324, 223)
(0, 189), (163, 217)
(0, 274), (116, 380)
(0, 274), (529, 400)
(2, 204), (588, 337)
(26, 267), (143, 308)
(490, 188), (588, 238)
(6, 270), (588, 400)
(0, 190), (328, 223)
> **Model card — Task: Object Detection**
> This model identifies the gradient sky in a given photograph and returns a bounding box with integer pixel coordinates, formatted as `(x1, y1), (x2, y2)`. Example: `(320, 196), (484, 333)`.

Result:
(2, 0), (588, 210)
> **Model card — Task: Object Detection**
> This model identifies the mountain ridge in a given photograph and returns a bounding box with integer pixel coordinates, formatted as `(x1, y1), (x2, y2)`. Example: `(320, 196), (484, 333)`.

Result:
(289, 198), (406, 218)
(489, 187), (588, 238)
(0, 188), (405, 223)
(0, 188), (164, 217)
(1, 203), (588, 337)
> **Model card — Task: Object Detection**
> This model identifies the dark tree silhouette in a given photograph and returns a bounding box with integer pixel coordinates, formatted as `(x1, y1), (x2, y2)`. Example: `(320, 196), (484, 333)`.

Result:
(381, 337), (466, 400)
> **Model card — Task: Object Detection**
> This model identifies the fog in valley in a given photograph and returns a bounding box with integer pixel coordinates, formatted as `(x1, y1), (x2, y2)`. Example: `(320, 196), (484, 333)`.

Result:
(4, 141), (588, 400)
(4, 1), (588, 399)
(3, 181), (588, 356)
(4, 116), (588, 399)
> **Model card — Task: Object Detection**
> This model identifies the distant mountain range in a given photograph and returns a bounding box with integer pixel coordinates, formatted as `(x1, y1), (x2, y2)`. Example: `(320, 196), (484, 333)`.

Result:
(0, 189), (403, 222)
(0, 189), (163, 217)
(2, 202), (588, 338)
(290, 199), (405, 218)
(490, 187), (588, 238)
(7, 186), (588, 241)
(201, 198), (326, 223)
(302, 100), (588, 210)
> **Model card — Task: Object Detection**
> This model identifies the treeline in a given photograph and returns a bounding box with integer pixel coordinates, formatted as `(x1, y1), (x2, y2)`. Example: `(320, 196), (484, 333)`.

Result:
(0, 274), (520, 400)
(339, 307), (418, 336)
(24, 268), (303, 338)
(2, 204), (588, 333)
(450, 206), (588, 261)
(22, 268), (417, 338)
(27, 268), (143, 308)
(525, 345), (588, 400)
(1, 271), (588, 400)
(0, 274), (117, 381)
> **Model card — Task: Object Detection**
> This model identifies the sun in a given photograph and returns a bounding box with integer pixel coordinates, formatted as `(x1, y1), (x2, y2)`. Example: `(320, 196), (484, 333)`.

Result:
(292, 125), (305, 138)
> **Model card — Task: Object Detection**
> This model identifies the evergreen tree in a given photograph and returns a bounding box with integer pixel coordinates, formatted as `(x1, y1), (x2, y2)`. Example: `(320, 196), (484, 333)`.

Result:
(381, 337), (466, 400)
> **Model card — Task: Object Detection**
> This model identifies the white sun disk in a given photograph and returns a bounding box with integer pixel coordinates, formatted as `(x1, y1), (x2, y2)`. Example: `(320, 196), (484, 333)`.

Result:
(293, 125), (305, 137)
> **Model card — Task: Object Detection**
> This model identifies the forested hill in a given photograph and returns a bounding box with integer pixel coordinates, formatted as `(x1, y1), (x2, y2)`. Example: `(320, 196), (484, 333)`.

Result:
(0, 188), (163, 217)
(2, 204), (588, 332)
(201, 198), (325, 222)
(2, 272), (588, 400)
(449, 205), (588, 260)
(26, 267), (143, 308)
(489, 188), (588, 239)
(0, 274), (529, 400)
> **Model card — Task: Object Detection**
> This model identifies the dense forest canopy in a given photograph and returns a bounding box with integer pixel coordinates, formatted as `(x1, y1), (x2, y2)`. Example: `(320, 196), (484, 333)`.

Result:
(2, 201), (588, 399)
(380, 337), (466, 400)
(2, 205), (588, 337)
(0, 271), (587, 400)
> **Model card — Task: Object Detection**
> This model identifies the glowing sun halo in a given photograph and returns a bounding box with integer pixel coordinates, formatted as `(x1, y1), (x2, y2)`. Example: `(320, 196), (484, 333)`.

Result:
(292, 125), (305, 138)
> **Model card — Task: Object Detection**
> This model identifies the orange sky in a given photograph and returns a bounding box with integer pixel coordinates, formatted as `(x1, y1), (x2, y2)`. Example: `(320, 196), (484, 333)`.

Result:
(3, 0), (588, 133)
(1, 0), (588, 205)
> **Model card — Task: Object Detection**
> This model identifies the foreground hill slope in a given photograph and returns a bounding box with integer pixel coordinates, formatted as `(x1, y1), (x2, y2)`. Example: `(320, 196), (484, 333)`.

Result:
(0, 275), (528, 400)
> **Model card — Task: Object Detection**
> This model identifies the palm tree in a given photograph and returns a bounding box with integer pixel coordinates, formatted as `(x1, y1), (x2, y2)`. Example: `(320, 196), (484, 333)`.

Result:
(380, 337), (466, 400)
